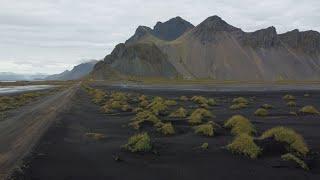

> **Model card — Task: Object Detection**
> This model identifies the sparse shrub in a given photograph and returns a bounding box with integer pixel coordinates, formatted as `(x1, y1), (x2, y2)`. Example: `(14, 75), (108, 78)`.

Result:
(111, 92), (127, 102)
(224, 115), (256, 136)
(139, 95), (148, 101)
(299, 105), (320, 115)
(289, 111), (298, 116)
(133, 107), (143, 113)
(169, 107), (187, 118)
(281, 153), (309, 170)
(254, 108), (269, 116)
(91, 89), (106, 104)
(123, 133), (152, 152)
(283, 94), (296, 101)
(188, 108), (213, 125)
(147, 97), (168, 115)
(230, 103), (248, 110)
(180, 96), (188, 101)
(201, 143), (209, 150)
(164, 100), (177, 106)
(261, 104), (273, 109)
(157, 122), (175, 135)
(287, 101), (296, 107)
(139, 100), (149, 108)
(232, 97), (249, 104)
(260, 126), (309, 156)
(85, 133), (106, 140)
(227, 134), (262, 159)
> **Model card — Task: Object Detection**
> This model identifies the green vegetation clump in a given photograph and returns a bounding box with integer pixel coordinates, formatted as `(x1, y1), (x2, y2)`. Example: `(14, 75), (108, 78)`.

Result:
(208, 98), (218, 106)
(194, 123), (215, 136)
(85, 133), (106, 140)
(180, 96), (188, 101)
(230, 103), (248, 110)
(261, 104), (273, 109)
(299, 105), (320, 115)
(88, 89), (107, 104)
(188, 108), (213, 125)
(147, 97), (168, 115)
(201, 143), (209, 150)
(254, 108), (269, 116)
(157, 123), (175, 135)
(164, 99), (177, 106)
(139, 100), (149, 108)
(224, 115), (256, 136)
(123, 133), (152, 152)
(283, 94), (296, 101)
(130, 111), (161, 130)
(169, 107), (187, 118)
(191, 96), (208, 104)
(281, 153), (309, 170)
(227, 134), (262, 159)
(260, 126), (309, 156)
(110, 92), (127, 102)
(287, 101), (297, 107)
(232, 97), (249, 104)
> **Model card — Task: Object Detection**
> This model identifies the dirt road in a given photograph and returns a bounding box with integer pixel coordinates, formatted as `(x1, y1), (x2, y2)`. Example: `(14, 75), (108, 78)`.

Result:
(0, 84), (79, 179)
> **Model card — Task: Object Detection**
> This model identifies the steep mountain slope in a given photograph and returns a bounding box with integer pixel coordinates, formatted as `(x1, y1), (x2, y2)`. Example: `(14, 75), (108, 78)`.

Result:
(46, 60), (97, 80)
(92, 15), (320, 81)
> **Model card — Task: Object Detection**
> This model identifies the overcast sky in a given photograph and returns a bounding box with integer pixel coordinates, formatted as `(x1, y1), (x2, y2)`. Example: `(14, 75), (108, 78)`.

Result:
(0, 0), (319, 74)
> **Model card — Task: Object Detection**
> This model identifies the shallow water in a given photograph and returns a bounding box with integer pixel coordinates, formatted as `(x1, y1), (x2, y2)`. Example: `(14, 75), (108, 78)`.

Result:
(0, 85), (54, 95)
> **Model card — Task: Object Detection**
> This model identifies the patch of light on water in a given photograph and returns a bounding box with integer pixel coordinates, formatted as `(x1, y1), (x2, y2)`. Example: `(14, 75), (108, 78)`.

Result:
(0, 85), (55, 95)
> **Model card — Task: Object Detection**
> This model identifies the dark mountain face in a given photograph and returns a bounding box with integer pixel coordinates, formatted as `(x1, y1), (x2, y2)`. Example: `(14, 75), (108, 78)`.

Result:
(46, 60), (97, 80)
(153, 16), (194, 41)
(91, 15), (320, 81)
(126, 17), (194, 44)
(279, 29), (320, 55)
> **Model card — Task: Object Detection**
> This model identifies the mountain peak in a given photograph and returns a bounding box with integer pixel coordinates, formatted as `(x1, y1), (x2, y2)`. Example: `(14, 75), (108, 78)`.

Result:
(153, 16), (194, 41)
(198, 15), (241, 32)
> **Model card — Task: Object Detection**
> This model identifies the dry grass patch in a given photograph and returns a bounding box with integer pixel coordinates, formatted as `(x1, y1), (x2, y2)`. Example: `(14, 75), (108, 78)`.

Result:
(224, 115), (256, 136)
(147, 97), (168, 115)
(261, 104), (273, 109)
(164, 99), (177, 106)
(123, 133), (152, 152)
(299, 105), (320, 115)
(232, 97), (249, 104)
(201, 142), (209, 150)
(194, 121), (219, 137)
(287, 101), (297, 107)
(227, 134), (262, 159)
(260, 126), (309, 156)
(130, 111), (161, 130)
(230, 103), (248, 110)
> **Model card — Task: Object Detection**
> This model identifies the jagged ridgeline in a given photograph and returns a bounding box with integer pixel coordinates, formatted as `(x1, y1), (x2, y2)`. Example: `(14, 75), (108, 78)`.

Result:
(91, 15), (320, 81)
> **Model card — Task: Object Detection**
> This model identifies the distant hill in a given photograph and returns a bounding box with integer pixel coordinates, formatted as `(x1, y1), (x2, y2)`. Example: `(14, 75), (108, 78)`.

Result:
(0, 72), (47, 81)
(91, 15), (320, 81)
(46, 60), (98, 80)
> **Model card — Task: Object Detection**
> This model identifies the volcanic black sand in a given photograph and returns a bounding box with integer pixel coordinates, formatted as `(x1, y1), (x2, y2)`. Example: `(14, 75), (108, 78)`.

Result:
(10, 85), (320, 180)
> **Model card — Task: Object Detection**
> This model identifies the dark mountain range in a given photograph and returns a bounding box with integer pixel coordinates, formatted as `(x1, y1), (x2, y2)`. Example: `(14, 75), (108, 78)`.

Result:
(46, 60), (98, 80)
(91, 15), (320, 81)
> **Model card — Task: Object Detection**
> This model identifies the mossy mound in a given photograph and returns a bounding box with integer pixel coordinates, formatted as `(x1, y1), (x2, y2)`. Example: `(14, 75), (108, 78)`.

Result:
(147, 96), (168, 115)
(194, 122), (219, 137)
(260, 126), (309, 156)
(123, 133), (152, 152)
(201, 143), (209, 150)
(188, 108), (213, 125)
(299, 105), (320, 115)
(164, 100), (177, 106)
(230, 103), (248, 110)
(227, 134), (262, 159)
(157, 122), (175, 135)
(261, 104), (273, 109)
(169, 107), (187, 118)
(283, 94), (296, 101)
(224, 115), (256, 136)
(232, 97), (249, 104)
(254, 108), (269, 116)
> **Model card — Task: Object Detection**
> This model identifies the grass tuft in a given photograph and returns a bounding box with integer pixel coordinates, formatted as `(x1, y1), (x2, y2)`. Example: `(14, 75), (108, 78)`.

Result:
(188, 108), (213, 125)
(299, 105), (320, 115)
(157, 122), (175, 135)
(287, 101), (297, 107)
(123, 133), (152, 152)
(194, 123), (215, 136)
(283, 94), (296, 101)
(260, 126), (309, 156)
(254, 108), (269, 116)
(261, 104), (273, 109)
(169, 107), (187, 118)
(201, 143), (209, 150)
(281, 153), (309, 170)
(227, 134), (262, 159)
(85, 133), (106, 140)
(224, 115), (256, 136)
